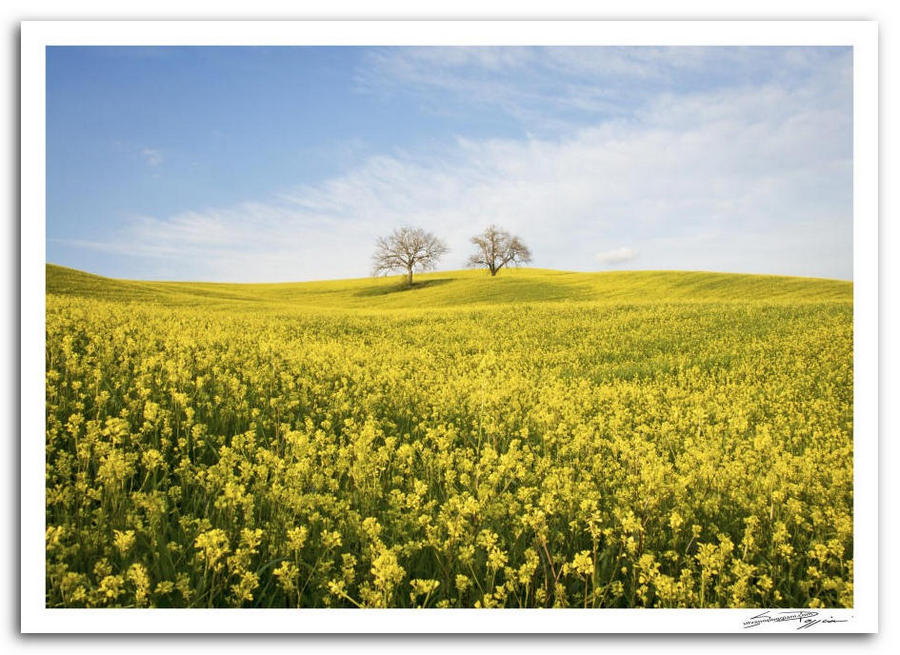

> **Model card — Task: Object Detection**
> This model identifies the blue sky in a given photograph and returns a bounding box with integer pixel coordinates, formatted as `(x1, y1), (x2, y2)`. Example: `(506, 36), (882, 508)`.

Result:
(46, 46), (852, 282)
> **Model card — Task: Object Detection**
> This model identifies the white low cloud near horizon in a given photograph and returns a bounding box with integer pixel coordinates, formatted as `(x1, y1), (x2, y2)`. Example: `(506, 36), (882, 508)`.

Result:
(61, 47), (852, 282)
(596, 247), (639, 266)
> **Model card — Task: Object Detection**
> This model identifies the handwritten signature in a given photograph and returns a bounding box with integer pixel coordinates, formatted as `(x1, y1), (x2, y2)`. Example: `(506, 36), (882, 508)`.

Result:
(743, 610), (849, 630)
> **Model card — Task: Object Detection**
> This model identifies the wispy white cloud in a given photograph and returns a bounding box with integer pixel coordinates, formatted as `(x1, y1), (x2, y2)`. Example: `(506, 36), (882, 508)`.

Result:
(356, 46), (849, 133)
(63, 48), (852, 282)
(141, 148), (163, 167)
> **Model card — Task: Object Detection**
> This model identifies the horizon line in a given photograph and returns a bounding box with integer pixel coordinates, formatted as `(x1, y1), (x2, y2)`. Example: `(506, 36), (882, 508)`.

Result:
(45, 262), (854, 286)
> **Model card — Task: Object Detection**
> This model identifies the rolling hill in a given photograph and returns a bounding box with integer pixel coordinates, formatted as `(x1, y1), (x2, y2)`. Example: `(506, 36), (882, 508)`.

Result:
(46, 263), (852, 310)
(43, 261), (854, 609)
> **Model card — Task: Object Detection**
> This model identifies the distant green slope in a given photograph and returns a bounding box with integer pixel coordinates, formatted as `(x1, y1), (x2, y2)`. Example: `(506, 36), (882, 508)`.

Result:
(46, 263), (852, 310)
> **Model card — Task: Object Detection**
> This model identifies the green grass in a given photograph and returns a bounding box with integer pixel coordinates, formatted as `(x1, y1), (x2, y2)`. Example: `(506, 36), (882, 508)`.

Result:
(46, 263), (852, 310)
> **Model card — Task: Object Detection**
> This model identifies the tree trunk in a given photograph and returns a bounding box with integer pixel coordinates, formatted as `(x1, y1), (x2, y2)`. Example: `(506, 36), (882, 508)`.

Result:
(407, 266), (413, 286)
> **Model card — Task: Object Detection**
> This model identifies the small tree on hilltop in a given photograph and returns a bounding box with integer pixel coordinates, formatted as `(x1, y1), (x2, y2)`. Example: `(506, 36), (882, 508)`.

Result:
(372, 226), (448, 286)
(467, 225), (532, 276)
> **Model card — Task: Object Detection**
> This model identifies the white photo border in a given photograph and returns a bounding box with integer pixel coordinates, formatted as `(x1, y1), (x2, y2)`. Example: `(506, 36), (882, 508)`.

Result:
(20, 19), (878, 634)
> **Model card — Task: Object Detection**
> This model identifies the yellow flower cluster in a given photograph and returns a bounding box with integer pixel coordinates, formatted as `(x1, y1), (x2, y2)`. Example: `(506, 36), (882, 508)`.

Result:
(44, 292), (852, 608)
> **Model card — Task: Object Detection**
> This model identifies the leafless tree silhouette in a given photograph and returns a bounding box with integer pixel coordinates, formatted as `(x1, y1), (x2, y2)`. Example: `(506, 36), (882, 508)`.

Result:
(467, 225), (532, 276)
(372, 226), (449, 286)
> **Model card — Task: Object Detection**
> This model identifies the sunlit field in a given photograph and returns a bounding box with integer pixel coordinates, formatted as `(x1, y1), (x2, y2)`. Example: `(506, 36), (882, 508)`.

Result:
(45, 264), (853, 609)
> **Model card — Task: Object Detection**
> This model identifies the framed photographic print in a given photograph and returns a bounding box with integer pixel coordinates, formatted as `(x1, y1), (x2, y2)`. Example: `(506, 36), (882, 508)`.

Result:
(20, 20), (878, 633)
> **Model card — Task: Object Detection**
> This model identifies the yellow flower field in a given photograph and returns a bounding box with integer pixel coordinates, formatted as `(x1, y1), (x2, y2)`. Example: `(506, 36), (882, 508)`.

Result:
(44, 264), (853, 609)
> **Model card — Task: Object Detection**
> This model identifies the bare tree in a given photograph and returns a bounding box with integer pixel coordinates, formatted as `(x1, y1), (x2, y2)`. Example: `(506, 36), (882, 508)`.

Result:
(467, 225), (533, 276)
(372, 226), (449, 286)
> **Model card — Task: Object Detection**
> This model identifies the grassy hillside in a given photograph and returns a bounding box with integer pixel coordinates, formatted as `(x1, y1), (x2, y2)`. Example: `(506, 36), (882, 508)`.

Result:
(46, 263), (852, 310)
